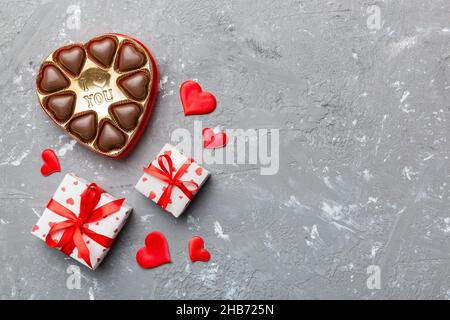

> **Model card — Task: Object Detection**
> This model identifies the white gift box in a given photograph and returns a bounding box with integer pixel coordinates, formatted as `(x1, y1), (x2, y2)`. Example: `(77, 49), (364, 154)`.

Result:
(31, 173), (132, 270)
(135, 144), (210, 217)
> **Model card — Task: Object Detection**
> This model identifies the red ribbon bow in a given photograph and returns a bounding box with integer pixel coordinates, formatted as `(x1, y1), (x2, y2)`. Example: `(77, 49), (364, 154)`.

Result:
(143, 154), (199, 209)
(45, 183), (124, 268)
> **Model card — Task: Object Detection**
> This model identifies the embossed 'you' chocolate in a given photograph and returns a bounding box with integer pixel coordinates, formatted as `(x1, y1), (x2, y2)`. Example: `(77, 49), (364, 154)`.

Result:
(36, 34), (159, 158)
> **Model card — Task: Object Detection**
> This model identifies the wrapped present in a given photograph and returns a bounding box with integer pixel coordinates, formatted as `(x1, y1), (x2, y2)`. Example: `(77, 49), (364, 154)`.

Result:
(31, 173), (132, 270)
(135, 144), (210, 217)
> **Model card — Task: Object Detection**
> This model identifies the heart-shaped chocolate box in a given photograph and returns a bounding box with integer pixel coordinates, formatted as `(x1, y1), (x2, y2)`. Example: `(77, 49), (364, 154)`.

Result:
(36, 34), (158, 158)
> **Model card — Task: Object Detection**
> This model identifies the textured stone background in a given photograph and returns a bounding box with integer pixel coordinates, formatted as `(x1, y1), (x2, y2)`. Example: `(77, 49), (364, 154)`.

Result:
(0, 0), (449, 299)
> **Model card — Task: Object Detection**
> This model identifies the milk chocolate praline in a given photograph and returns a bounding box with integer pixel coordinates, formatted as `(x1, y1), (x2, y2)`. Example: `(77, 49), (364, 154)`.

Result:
(38, 64), (70, 94)
(54, 45), (86, 77)
(86, 35), (118, 68)
(115, 41), (147, 72)
(68, 112), (98, 142)
(118, 71), (151, 101)
(44, 92), (76, 122)
(97, 121), (127, 152)
(109, 102), (142, 131)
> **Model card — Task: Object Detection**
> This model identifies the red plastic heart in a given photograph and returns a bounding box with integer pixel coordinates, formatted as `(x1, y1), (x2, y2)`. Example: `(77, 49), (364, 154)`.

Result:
(40, 149), (61, 177)
(202, 128), (228, 149)
(188, 236), (211, 262)
(136, 231), (171, 268)
(180, 81), (216, 115)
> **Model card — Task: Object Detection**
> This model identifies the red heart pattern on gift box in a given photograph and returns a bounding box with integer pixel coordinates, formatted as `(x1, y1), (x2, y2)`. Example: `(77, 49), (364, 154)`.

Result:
(136, 231), (171, 268)
(188, 236), (211, 262)
(195, 167), (203, 176)
(40, 149), (61, 177)
(163, 150), (172, 157)
(180, 81), (216, 115)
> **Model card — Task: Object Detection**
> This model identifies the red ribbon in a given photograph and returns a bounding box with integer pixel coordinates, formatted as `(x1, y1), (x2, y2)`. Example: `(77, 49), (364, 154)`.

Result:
(143, 154), (199, 209)
(45, 183), (124, 268)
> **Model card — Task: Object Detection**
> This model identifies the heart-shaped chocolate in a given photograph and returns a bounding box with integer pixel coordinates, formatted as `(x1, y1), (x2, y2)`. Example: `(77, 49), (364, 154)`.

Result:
(118, 71), (151, 101)
(115, 41), (147, 72)
(36, 34), (159, 158)
(44, 92), (76, 122)
(86, 35), (118, 68)
(54, 45), (86, 77)
(109, 102), (142, 131)
(37, 64), (70, 94)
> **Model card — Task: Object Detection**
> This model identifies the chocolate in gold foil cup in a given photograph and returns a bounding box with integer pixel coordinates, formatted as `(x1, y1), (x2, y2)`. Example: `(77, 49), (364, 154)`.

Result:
(36, 33), (159, 159)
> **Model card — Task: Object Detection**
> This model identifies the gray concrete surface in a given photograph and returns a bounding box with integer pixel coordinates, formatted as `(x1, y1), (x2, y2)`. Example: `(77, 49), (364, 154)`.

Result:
(0, 0), (449, 300)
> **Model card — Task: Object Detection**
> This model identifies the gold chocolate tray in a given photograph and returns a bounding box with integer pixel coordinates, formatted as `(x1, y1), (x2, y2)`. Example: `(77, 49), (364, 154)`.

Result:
(36, 33), (158, 158)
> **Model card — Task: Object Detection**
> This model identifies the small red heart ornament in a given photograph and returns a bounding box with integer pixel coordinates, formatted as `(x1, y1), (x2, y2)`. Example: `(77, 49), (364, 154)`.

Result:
(136, 231), (171, 268)
(202, 128), (228, 149)
(180, 81), (216, 115)
(40, 149), (61, 177)
(188, 236), (211, 262)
